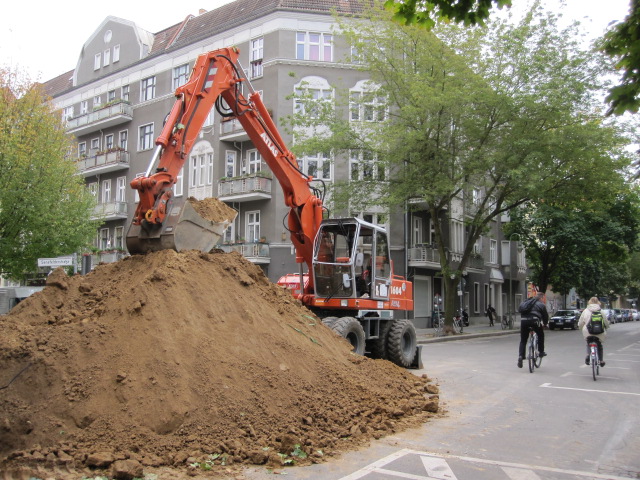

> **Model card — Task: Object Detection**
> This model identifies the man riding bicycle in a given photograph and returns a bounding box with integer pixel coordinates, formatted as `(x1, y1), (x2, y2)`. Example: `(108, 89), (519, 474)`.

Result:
(578, 297), (610, 366)
(517, 291), (549, 368)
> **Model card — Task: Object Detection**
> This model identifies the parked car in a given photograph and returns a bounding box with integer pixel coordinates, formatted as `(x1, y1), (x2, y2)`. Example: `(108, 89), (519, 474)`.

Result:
(631, 309), (639, 321)
(612, 309), (623, 324)
(622, 309), (631, 322)
(549, 309), (580, 330)
(601, 309), (613, 324)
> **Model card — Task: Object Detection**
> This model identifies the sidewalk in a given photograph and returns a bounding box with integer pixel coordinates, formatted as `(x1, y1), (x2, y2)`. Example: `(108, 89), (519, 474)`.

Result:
(416, 321), (521, 344)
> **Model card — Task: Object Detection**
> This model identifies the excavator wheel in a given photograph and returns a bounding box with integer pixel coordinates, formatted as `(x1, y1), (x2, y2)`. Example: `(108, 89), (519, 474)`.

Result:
(331, 317), (366, 356)
(321, 316), (339, 329)
(366, 320), (392, 359)
(387, 319), (417, 368)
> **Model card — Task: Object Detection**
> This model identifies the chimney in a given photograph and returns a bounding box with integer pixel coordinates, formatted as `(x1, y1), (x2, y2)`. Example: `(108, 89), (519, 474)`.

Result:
(199, 9), (207, 15)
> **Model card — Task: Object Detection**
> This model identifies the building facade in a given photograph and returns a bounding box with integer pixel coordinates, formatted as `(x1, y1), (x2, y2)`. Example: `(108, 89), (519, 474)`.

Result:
(43, 0), (527, 325)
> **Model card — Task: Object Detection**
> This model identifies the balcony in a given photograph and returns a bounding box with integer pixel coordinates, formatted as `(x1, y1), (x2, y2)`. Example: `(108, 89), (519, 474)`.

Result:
(91, 201), (128, 221)
(77, 149), (130, 176)
(466, 254), (485, 270)
(88, 250), (128, 266)
(408, 244), (442, 268)
(218, 242), (270, 264)
(66, 100), (133, 135)
(218, 173), (272, 202)
(219, 118), (250, 142)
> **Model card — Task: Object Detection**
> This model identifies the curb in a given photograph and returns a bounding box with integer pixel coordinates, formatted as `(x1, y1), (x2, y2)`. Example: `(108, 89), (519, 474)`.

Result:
(417, 329), (520, 344)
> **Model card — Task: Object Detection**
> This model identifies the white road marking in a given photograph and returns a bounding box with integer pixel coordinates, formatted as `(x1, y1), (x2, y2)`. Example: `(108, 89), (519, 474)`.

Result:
(420, 455), (459, 479)
(339, 449), (634, 480)
(540, 382), (640, 396)
(501, 466), (542, 480)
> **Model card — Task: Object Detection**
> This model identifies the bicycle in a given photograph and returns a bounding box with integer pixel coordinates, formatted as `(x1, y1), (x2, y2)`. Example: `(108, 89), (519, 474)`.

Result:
(527, 323), (543, 373)
(587, 337), (600, 381)
(432, 311), (443, 336)
(453, 312), (464, 334)
(501, 315), (513, 330)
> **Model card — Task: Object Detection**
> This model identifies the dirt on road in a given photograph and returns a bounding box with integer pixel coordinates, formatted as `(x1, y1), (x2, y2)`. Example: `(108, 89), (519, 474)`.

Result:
(0, 249), (439, 479)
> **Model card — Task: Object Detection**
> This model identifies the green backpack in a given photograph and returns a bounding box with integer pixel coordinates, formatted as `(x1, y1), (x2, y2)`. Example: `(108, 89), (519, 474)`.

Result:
(587, 311), (604, 335)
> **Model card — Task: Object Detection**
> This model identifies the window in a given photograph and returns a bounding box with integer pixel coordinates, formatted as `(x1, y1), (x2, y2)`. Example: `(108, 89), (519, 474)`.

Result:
(119, 130), (129, 151)
(93, 95), (101, 108)
(349, 150), (385, 181)
(78, 142), (87, 158)
(94, 53), (101, 70)
(247, 150), (262, 174)
(116, 176), (126, 202)
(113, 44), (120, 62)
(103, 49), (110, 66)
(121, 85), (129, 101)
(90, 138), (100, 156)
(412, 216), (423, 246)
(105, 134), (114, 150)
(474, 236), (483, 255)
(451, 220), (465, 254)
(138, 123), (154, 151)
(472, 187), (482, 206)
(246, 211), (260, 242)
(190, 154), (214, 187)
(101, 179), (111, 204)
(88, 182), (98, 197)
(474, 282), (480, 313)
(175, 167), (184, 196)
(225, 150), (236, 178)
(490, 239), (497, 264)
(62, 106), (73, 122)
(173, 64), (189, 90)
(293, 80), (332, 119)
(100, 228), (110, 250)
(299, 152), (331, 180)
(107, 90), (116, 102)
(141, 76), (156, 102)
(80, 100), (88, 114)
(296, 32), (332, 61)
(114, 227), (124, 249)
(349, 88), (386, 122)
(250, 37), (263, 78)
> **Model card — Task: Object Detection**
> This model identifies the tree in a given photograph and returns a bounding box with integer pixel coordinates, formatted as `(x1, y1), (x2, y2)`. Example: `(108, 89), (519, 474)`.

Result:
(384, 0), (511, 28)
(601, 2), (640, 115)
(0, 68), (96, 280)
(287, 2), (632, 333)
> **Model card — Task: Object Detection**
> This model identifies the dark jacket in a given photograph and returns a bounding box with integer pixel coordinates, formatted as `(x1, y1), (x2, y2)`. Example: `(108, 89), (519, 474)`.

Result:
(519, 297), (549, 326)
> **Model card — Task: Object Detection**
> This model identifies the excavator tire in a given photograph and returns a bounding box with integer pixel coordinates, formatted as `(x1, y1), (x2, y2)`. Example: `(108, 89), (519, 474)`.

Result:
(321, 316), (339, 329)
(366, 320), (392, 359)
(332, 316), (366, 356)
(387, 319), (418, 368)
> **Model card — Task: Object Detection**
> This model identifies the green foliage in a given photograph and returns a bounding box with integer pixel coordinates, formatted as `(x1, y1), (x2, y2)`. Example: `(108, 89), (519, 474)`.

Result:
(384, 0), (512, 28)
(0, 67), (96, 281)
(601, 2), (640, 115)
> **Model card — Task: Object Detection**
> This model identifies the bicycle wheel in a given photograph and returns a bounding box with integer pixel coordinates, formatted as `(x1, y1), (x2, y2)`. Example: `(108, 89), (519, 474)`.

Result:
(591, 351), (597, 381)
(501, 318), (507, 330)
(534, 335), (542, 368)
(528, 336), (535, 373)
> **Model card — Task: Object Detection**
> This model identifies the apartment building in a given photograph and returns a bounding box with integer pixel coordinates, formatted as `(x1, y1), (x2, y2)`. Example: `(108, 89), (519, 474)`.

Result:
(42, 0), (527, 325)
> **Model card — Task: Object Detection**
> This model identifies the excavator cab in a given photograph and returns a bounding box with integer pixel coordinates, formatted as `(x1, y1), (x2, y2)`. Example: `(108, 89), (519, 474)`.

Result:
(312, 218), (391, 300)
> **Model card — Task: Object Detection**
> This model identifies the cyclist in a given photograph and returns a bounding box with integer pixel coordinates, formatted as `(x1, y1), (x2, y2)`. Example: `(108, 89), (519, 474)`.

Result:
(517, 291), (549, 368)
(578, 297), (610, 366)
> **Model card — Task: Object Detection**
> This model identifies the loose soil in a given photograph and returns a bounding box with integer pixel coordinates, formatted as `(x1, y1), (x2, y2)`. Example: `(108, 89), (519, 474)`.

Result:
(187, 197), (237, 223)
(0, 250), (440, 479)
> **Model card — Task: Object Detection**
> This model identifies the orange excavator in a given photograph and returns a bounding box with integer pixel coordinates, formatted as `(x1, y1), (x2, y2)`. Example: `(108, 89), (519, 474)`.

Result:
(126, 47), (418, 367)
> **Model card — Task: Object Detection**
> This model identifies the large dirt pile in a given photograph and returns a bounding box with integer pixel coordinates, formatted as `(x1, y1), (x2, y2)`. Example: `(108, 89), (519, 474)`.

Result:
(0, 250), (439, 478)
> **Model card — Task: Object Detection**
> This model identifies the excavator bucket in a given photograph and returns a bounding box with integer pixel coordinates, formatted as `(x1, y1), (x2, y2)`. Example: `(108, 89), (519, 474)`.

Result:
(126, 197), (237, 254)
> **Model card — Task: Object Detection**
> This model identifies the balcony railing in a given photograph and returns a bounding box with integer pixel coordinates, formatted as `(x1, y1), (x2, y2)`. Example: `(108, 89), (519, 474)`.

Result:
(91, 201), (128, 221)
(408, 244), (441, 265)
(218, 242), (270, 264)
(77, 150), (130, 176)
(66, 100), (133, 135)
(89, 251), (127, 265)
(218, 174), (272, 202)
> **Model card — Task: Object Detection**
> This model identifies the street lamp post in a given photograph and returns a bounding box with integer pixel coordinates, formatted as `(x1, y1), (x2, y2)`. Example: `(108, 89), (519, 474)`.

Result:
(509, 233), (521, 329)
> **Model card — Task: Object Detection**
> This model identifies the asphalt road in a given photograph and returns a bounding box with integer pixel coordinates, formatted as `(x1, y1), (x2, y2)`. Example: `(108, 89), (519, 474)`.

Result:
(243, 321), (640, 480)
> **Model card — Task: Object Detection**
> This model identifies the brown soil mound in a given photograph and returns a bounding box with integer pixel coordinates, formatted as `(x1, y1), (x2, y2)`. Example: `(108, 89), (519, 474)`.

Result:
(0, 250), (439, 479)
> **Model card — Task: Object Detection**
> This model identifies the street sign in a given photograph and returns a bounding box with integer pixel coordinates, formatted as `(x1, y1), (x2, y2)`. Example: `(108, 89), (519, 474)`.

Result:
(37, 257), (74, 267)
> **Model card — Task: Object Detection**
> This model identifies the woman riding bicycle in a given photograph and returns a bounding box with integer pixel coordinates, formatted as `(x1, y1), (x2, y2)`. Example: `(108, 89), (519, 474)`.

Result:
(578, 297), (610, 367)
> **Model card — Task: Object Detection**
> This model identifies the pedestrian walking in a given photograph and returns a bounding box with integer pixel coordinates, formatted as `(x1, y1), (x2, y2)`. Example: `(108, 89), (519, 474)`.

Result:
(486, 304), (496, 326)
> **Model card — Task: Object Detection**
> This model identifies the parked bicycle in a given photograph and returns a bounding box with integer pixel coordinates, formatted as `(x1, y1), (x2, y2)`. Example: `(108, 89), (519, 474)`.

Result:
(527, 322), (543, 373)
(453, 312), (464, 334)
(587, 336), (600, 381)
(501, 315), (513, 330)
(432, 310), (443, 336)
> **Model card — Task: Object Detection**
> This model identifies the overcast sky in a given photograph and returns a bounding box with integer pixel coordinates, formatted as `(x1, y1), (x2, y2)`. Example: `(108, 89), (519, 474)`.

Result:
(0, 0), (631, 82)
